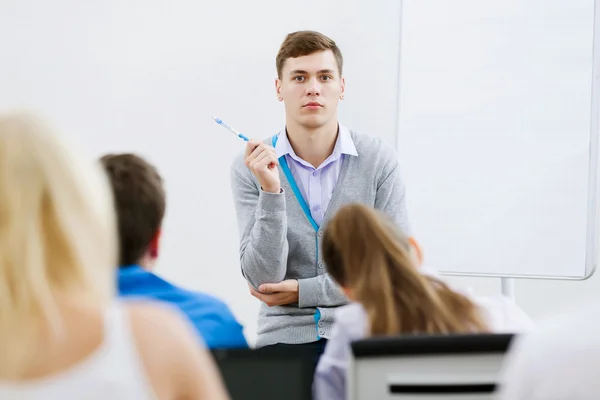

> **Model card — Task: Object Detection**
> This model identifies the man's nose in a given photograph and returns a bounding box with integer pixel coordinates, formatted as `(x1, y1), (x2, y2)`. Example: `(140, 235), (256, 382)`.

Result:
(306, 77), (321, 96)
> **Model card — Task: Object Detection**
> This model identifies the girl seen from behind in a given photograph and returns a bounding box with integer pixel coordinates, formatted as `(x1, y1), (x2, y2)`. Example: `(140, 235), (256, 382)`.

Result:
(0, 112), (229, 400)
(313, 203), (533, 400)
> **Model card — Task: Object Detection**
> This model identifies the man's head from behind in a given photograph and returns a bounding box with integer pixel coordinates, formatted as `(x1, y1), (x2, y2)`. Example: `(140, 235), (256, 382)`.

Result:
(100, 153), (165, 269)
(275, 30), (345, 131)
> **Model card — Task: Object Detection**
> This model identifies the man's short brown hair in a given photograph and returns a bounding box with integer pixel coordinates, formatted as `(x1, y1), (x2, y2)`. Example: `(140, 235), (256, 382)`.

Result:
(100, 153), (166, 266)
(276, 30), (344, 79)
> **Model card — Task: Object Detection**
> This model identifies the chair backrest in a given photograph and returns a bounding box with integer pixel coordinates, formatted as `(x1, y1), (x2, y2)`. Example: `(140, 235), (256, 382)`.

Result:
(211, 346), (317, 400)
(348, 333), (514, 400)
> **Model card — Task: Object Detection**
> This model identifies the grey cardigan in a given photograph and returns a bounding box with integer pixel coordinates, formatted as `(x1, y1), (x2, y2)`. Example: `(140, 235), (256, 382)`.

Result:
(230, 129), (410, 347)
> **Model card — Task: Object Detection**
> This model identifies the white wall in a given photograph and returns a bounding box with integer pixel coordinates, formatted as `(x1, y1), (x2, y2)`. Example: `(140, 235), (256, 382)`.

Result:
(0, 0), (402, 345)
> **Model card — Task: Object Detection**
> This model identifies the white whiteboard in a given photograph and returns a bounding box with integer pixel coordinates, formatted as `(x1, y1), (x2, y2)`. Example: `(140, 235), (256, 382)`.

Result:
(0, 0), (402, 342)
(398, 0), (600, 279)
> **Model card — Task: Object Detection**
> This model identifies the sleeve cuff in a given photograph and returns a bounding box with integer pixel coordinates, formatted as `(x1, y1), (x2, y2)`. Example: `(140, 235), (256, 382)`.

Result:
(298, 277), (320, 308)
(257, 188), (286, 212)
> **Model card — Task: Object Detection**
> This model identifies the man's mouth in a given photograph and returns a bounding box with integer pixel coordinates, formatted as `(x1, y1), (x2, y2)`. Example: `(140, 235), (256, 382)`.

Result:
(303, 102), (323, 108)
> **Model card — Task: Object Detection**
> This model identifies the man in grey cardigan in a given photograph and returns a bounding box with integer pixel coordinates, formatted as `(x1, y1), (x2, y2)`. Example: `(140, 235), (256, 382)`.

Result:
(230, 30), (410, 351)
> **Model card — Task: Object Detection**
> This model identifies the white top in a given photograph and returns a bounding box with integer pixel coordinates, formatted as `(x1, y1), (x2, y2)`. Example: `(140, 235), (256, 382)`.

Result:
(0, 302), (157, 399)
(313, 291), (534, 400)
(496, 303), (600, 400)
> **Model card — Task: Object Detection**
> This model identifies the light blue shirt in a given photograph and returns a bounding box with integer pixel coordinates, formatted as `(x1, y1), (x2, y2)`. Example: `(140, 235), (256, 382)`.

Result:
(274, 124), (358, 226)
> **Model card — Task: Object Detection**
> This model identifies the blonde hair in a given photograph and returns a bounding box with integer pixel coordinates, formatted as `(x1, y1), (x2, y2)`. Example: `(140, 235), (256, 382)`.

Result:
(0, 111), (117, 378)
(322, 204), (488, 336)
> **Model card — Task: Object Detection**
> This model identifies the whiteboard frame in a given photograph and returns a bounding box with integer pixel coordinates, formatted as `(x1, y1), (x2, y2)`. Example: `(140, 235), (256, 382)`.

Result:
(396, 0), (600, 281)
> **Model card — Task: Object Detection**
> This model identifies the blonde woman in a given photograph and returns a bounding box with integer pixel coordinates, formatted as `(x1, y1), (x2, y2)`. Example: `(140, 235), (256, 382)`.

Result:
(0, 112), (229, 399)
(314, 203), (533, 400)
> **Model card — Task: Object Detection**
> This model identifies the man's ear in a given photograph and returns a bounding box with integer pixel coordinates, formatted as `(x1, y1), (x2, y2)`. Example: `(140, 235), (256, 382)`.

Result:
(275, 79), (283, 101)
(149, 229), (161, 258)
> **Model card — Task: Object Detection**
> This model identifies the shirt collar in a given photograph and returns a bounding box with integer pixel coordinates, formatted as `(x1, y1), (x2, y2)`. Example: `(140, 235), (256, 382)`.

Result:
(274, 123), (359, 159)
(119, 264), (144, 272)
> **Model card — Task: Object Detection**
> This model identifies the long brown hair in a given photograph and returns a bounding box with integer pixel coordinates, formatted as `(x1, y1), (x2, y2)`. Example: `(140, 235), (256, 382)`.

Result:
(322, 204), (488, 336)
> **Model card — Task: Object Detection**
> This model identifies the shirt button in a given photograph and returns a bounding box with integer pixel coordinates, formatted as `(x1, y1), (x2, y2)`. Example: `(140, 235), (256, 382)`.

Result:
(318, 262), (324, 269)
(312, 205), (320, 211)
(318, 231), (323, 237)
(312, 171), (318, 177)
(318, 330), (325, 336)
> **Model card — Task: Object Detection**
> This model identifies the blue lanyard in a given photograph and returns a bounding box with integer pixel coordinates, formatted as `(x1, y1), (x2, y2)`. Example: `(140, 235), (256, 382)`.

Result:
(272, 134), (322, 340)
(271, 134), (319, 232)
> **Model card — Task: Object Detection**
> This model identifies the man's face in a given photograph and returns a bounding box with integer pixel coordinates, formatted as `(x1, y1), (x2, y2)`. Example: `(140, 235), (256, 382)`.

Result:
(276, 50), (345, 131)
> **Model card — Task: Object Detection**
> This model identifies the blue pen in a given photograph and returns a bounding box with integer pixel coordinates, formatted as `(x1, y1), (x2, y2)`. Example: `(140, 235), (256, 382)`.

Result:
(212, 116), (249, 142)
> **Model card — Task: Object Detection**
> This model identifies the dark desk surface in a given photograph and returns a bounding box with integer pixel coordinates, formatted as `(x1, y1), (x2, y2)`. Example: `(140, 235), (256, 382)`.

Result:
(211, 346), (318, 400)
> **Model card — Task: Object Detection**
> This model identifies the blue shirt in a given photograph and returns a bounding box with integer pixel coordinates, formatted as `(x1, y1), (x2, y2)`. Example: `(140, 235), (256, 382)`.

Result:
(118, 265), (248, 349)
